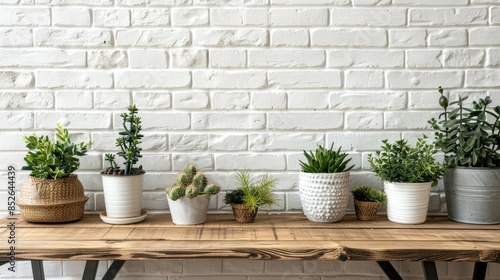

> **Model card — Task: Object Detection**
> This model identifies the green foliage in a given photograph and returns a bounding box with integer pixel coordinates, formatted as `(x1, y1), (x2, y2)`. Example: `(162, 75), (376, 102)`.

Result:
(351, 186), (386, 203)
(300, 144), (354, 173)
(428, 86), (500, 167)
(223, 171), (278, 213)
(105, 104), (144, 175)
(22, 124), (92, 179)
(368, 138), (448, 187)
(165, 165), (220, 201)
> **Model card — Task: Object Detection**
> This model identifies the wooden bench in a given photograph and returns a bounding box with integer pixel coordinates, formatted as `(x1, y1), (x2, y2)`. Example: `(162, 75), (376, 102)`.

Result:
(1, 214), (499, 280)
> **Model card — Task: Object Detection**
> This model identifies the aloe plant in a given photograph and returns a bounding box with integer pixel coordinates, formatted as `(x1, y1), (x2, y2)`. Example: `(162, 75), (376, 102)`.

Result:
(300, 144), (354, 173)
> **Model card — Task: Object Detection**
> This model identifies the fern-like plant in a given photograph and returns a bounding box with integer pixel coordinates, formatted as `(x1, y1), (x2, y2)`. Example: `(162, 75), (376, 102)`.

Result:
(300, 144), (354, 173)
(351, 186), (386, 203)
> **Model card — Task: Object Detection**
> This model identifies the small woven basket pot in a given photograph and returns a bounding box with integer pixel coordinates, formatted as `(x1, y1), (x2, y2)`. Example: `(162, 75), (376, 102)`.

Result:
(231, 204), (258, 223)
(18, 175), (88, 223)
(354, 199), (381, 221)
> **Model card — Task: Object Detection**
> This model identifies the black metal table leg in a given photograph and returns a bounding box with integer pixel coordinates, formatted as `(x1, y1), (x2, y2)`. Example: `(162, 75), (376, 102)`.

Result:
(102, 260), (126, 280)
(377, 261), (403, 280)
(422, 261), (439, 280)
(0, 261), (7, 266)
(82, 260), (100, 280)
(31, 260), (45, 280)
(472, 262), (488, 280)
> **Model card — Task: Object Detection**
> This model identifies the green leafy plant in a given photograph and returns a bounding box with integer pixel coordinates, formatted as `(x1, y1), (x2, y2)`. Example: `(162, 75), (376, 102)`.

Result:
(300, 144), (354, 173)
(22, 124), (92, 179)
(428, 86), (500, 167)
(368, 138), (448, 187)
(223, 171), (278, 213)
(351, 186), (386, 203)
(103, 104), (145, 175)
(166, 164), (220, 201)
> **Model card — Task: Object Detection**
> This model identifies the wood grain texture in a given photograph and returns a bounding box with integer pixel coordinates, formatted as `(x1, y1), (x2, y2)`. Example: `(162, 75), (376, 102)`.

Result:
(1, 214), (499, 262)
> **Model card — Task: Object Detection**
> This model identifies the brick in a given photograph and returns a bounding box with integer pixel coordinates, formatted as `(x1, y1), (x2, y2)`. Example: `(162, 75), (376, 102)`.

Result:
(118, 0), (190, 4)
(352, 0), (391, 5)
(0, 7), (50, 26)
(183, 260), (222, 274)
(443, 49), (485, 67)
(215, 154), (286, 170)
(132, 8), (170, 26)
(410, 8), (487, 26)
(193, 29), (268, 46)
(488, 49), (500, 67)
(249, 50), (324, 68)
(139, 154), (171, 171)
(172, 8), (209, 26)
(211, 8), (268, 26)
(142, 192), (169, 210)
(389, 29), (426, 47)
(346, 112), (383, 129)
(264, 260), (304, 273)
(345, 70), (384, 88)
(37, 70), (112, 89)
(330, 92), (406, 109)
(194, 0), (268, 4)
(472, 0), (500, 3)
(492, 7), (500, 24)
(249, 133), (323, 151)
(35, 29), (112, 47)
(93, 132), (168, 151)
(268, 70), (341, 89)
(132, 92), (171, 109)
(0, 29), (32, 46)
(94, 9), (130, 27)
(38, 0), (112, 4)
(327, 132), (401, 151)
(88, 51), (128, 69)
(144, 260), (183, 275)
(252, 91), (287, 109)
(387, 71), (464, 89)
(0, 50), (85, 67)
(428, 29), (467, 47)
(271, 0), (350, 5)
(53, 8), (91, 26)
(173, 91), (209, 109)
(0, 91), (53, 109)
(79, 153), (102, 170)
(331, 8), (406, 26)
(209, 49), (246, 68)
(0, 112), (33, 129)
(408, 91), (446, 109)
(192, 112), (265, 130)
(399, 262), (446, 277)
(129, 49), (168, 69)
(285, 192), (302, 210)
(288, 91), (328, 109)
(94, 91), (130, 109)
(312, 29), (387, 47)
(122, 112), (190, 130)
(55, 91), (93, 109)
(328, 50), (404, 68)
(171, 49), (207, 68)
(116, 29), (190, 47)
(35, 112), (111, 129)
(170, 134), (208, 151)
(271, 29), (309, 47)
(222, 260), (264, 273)
(172, 154), (213, 171)
(407, 50), (443, 68)
(115, 70), (190, 89)
(0, 71), (34, 88)
(385, 111), (440, 129)
(470, 28), (500, 46)
(0, 132), (39, 150)
(303, 260), (344, 274)
(268, 113), (343, 130)
(270, 8), (328, 26)
(467, 70), (500, 87)
(209, 134), (248, 151)
(211, 91), (250, 109)
(394, 0), (468, 4)
(193, 70), (266, 89)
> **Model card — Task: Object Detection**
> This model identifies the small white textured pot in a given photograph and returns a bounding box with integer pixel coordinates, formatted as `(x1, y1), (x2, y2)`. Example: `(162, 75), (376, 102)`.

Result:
(167, 194), (210, 225)
(102, 174), (144, 218)
(299, 171), (350, 223)
(384, 181), (432, 224)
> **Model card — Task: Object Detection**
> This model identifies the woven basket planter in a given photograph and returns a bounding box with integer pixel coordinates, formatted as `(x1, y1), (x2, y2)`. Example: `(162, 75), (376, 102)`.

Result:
(354, 199), (381, 221)
(18, 175), (88, 223)
(231, 204), (258, 223)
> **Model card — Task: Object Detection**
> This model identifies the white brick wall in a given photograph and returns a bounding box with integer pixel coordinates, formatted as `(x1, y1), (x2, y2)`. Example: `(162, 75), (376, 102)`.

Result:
(1, 0), (500, 279)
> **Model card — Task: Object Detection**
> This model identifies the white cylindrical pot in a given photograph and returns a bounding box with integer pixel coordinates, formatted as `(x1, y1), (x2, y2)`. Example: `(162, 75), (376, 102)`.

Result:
(167, 194), (210, 225)
(102, 174), (144, 218)
(299, 171), (350, 223)
(384, 181), (432, 224)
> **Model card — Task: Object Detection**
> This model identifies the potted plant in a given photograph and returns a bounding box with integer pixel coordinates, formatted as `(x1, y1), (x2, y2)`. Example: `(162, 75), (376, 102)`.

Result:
(429, 86), (500, 224)
(223, 171), (278, 223)
(165, 164), (220, 225)
(18, 124), (92, 223)
(351, 186), (386, 221)
(299, 144), (355, 223)
(368, 138), (447, 224)
(100, 104), (146, 225)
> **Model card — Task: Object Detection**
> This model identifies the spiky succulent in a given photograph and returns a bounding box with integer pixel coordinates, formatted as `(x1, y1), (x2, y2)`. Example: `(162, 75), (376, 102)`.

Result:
(351, 186), (386, 203)
(165, 164), (220, 201)
(300, 144), (355, 173)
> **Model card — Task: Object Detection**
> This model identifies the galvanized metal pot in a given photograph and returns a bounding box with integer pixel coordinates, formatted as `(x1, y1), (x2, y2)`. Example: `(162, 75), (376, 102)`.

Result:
(444, 167), (500, 224)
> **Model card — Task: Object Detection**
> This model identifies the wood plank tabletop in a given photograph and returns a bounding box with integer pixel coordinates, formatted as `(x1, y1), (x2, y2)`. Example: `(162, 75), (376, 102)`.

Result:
(1, 214), (499, 262)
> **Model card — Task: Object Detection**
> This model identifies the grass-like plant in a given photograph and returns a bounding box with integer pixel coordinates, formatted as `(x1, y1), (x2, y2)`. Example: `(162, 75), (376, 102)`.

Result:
(22, 124), (92, 179)
(368, 138), (448, 187)
(351, 186), (386, 203)
(223, 171), (278, 213)
(300, 144), (354, 173)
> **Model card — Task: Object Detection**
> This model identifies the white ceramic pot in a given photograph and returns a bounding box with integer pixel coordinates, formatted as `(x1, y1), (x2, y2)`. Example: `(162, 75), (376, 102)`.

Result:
(102, 174), (144, 218)
(167, 194), (210, 225)
(299, 171), (350, 223)
(384, 181), (432, 224)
